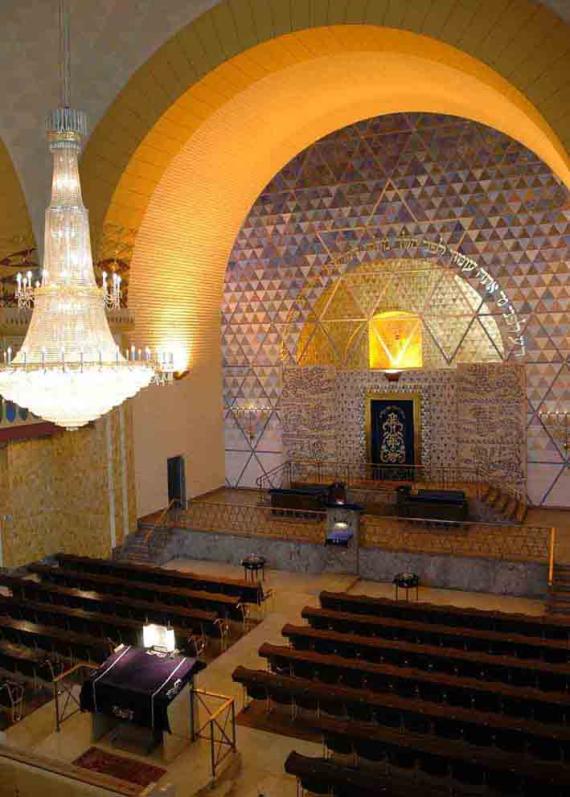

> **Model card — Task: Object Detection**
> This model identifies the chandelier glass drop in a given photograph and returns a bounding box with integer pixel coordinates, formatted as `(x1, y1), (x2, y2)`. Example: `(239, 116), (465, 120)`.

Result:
(0, 1), (171, 430)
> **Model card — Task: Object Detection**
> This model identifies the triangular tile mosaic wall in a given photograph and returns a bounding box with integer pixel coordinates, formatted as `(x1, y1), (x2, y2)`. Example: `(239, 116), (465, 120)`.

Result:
(223, 113), (569, 506)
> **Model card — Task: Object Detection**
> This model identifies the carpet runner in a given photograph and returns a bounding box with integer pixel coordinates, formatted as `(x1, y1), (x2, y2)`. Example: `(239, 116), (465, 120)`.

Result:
(73, 747), (166, 790)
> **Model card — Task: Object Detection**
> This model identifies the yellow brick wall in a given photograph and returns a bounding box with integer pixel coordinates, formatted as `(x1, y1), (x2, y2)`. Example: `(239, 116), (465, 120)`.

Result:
(0, 408), (136, 569)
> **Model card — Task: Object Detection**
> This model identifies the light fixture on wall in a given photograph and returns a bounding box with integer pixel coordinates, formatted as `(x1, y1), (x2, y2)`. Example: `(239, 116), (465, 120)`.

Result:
(383, 369), (402, 383)
(233, 402), (272, 441)
(0, 1), (173, 430)
(539, 410), (569, 459)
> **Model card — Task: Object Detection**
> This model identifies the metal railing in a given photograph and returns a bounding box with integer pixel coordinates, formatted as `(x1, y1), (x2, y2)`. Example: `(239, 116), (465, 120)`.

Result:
(361, 514), (554, 566)
(52, 661), (98, 732)
(0, 680), (24, 724)
(190, 688), (236, 784)
(170, 499), (553, 569)
(143, 497), (186, 542)
(178, 500), (326, 543)
(256, 459), (526, 507)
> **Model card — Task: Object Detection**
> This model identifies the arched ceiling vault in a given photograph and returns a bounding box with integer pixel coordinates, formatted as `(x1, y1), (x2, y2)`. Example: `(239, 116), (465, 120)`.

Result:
(77, 6), (570, 372)
(82, 3), (570, 240)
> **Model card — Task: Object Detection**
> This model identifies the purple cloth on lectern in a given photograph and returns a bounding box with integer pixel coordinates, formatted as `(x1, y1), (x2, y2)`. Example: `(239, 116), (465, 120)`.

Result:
(80, 645), (205, 731)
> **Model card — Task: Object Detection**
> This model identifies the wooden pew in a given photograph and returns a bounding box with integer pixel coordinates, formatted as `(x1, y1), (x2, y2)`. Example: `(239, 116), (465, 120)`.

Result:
(261, 641), (570, 723)
(319, 591), (570, 641)
(312, 715), (570, 791)
(0, 574), (221, 637)
(284, 622), (570, 692)
(0, 640), (63, 684)
(233, 667), (570, 761)
(29, 563), (243, 619)
(0, 615), (112, 664)
(0, 595), (204, 657)
(301, 606), (570, 663)
(285, 751), (392, 797)
(54, 553), (263, 604)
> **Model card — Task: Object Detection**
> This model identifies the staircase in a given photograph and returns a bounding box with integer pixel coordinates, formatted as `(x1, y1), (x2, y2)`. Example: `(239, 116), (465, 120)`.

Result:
(114, 525), (175, 564)
(479, 484), (527, 524)
(113, 499), (181, 564)
(546, 564), (570, 615)
(113, 528), (153, 563)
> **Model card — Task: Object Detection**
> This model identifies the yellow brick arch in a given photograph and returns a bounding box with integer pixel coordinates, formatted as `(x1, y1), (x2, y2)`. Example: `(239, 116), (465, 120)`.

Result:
(0, 137), (35, 263)
(79, 6), (570, 373)
(83, 2), (570, 238)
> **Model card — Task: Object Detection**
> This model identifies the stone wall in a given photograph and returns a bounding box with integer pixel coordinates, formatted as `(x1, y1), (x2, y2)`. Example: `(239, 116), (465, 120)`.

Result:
(165, 527), (546, 598)
(0, 406), (136, 569)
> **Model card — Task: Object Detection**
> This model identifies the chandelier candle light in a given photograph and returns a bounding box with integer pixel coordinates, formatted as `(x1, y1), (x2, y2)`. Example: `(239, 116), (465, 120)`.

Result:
(0, 1), (173, 430)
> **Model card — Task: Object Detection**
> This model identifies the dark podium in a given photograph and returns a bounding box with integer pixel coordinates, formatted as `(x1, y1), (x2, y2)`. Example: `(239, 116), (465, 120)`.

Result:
(80, 645), (205, 751)
(396, 486), (468, 522)
(269, 481), (348, 515)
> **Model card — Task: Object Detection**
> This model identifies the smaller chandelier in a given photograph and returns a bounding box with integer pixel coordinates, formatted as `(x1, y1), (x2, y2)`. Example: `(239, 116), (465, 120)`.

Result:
(102, 271), (122, 311)
(15, 271), (37, 310)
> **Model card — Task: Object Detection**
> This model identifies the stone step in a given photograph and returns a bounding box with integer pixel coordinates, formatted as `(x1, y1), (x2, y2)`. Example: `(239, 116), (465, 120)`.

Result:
(552, 576), (570, 586)
(547, 597), (570, 610)
(546, 606), (570, 616)
(504, 497), (518, 520)
(494, 493), (510, 514)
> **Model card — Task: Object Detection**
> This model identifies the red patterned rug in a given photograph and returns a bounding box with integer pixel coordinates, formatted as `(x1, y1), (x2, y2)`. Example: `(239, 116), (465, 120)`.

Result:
(73, 747), (166, 789)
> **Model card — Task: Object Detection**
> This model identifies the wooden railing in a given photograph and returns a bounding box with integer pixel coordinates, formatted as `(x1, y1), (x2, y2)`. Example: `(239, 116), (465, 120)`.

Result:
(549, 526), (557, 586)
(143, 497), (185, 544)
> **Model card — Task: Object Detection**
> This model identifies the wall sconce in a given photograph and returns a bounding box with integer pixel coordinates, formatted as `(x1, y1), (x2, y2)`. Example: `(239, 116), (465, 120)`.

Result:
(233, 402), (272, 441)
(383, 369), (402, 383)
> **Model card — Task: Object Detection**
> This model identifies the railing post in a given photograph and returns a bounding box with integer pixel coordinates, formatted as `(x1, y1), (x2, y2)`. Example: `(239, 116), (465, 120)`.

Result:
(53, 679), (60, 732)
(231, 697), (236, 750)
(548, 527), (556, 587)
(189, 687), (196, 741)
(210, 717), (216, 782)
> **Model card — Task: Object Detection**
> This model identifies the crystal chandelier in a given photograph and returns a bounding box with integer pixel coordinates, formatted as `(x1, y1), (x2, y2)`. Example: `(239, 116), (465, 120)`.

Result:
(0, 1), (172, 430)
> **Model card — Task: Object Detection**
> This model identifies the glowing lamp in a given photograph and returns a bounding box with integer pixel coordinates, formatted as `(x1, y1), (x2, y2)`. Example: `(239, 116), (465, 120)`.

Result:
(369, 311), (423, 371)
(143, 623), (176, 653)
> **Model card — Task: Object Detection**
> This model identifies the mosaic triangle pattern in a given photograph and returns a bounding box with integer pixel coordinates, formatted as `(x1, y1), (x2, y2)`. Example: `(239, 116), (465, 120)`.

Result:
(223, 113), (569, 506)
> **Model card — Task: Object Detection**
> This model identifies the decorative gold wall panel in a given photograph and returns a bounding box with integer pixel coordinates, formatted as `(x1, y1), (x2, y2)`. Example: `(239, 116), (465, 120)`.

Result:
(296, 259), (503, 369)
